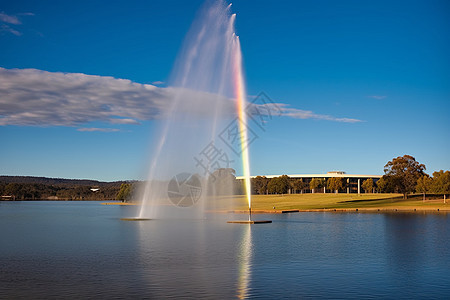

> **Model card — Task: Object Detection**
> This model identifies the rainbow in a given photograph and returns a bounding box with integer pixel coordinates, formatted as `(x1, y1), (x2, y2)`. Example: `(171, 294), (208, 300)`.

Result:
(233, 37), (252, 211)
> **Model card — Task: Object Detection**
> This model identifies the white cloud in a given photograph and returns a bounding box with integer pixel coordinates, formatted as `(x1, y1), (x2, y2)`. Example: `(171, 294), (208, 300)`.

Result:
(0, 11), (34, 36)
(18, 13), (35, 17)
(109, 118), (141, 125)
(279, 105), (362, 123)
(367, 95), (387, 100)
(0, 12), (21, 25)
(151, 81), (165, 85)
(0, 67), (362, 128)
(77, 128), (121, 132)
(0, 24), (22, 36)
(248, 103), (362, 123)
(0, 67), (168, 126)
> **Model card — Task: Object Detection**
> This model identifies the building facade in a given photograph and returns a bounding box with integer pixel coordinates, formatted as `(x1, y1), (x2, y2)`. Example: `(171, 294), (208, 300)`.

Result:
(236, 171), (382, 194)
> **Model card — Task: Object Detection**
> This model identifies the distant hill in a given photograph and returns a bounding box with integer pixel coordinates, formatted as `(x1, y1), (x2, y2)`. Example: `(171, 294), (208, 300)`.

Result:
(0, 176), (129, 186)
(0, 176), (138, 201)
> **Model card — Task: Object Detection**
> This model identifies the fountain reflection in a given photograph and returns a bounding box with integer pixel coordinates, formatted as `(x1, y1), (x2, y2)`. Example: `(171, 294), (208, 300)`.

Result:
(237, 225), (253, 299)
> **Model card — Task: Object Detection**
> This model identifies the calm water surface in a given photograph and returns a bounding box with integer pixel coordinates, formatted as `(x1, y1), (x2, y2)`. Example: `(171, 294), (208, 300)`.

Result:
(1, 201), (449, 299)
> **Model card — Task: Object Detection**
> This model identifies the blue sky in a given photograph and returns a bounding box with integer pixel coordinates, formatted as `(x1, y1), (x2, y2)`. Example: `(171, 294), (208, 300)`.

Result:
(0, 0), (449, 181)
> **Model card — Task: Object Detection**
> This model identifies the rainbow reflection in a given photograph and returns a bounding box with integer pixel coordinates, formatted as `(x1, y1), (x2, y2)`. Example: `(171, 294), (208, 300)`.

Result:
(233, 36), (252, 212)
(237, 225), (252, 299)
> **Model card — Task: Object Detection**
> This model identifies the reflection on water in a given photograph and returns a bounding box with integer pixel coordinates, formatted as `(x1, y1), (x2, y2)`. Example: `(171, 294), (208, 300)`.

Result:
(237, 225), (252, 299)
(1, 202), (449, 298)
(133, 219), (255, 299)
(383, 213), (450, 294)
(132, 217), (240, 298)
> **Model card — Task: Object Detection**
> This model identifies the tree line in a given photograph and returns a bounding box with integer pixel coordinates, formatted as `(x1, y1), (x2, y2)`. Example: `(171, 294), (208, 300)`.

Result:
(0, 176), (129, 200)
(113, 155), (450, 201)
(2, 155), (448, 201)
(251, 175), (365, 195)
(377, 155), (449, 199)
(116, 168), (242, 202)
(249, 155), (449, 199)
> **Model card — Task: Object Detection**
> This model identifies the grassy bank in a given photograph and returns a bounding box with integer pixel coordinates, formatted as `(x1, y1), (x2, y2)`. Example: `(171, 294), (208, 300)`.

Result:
(221, 193), (449, 212)
(108, 193), (449, 213)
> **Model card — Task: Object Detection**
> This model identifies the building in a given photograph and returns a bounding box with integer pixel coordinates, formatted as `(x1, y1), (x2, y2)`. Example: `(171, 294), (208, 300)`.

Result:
(236, 171), (382, 194)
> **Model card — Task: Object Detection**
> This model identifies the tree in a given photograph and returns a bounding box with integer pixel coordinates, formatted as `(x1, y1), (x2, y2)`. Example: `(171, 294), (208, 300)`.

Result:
(430, 170), (450, 202)
(416, 175), (432, 193)
(267, 175), (290, 194)
(309, 178), (324, 193)
(361, 178), (374, 193)
(73, 185), (92, 200)
(267, 178), (278, 194)
(382, 155), (426, 199)
(4, 183), (23, 199)
(376, 176), (392, 193)
(252, 176), (269, 195)
(116, 183), (132, 202)
(327, 177), (343, 193)
(290, 178), (305, 194)
(210, 168), (236, 195)
(278, 175), (290, 194)
(416, 174), (432, 202)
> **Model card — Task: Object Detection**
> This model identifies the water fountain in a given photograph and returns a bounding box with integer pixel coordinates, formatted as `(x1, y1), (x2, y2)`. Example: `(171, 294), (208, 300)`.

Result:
(126, 0), (270, 223)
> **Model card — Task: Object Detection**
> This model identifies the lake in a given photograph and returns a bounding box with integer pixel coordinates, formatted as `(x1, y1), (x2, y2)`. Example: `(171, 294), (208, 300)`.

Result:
(1, 201), (449, 299)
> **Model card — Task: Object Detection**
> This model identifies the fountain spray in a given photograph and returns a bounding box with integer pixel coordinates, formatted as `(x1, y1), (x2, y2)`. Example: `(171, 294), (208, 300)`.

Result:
(228, 30), (271, 224)
(232, 35), (252, 220)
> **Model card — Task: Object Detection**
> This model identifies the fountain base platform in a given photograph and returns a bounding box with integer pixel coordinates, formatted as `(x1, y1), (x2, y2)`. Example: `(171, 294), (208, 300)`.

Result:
(120, 218), (152, 221)
(227, 220), (272, 224)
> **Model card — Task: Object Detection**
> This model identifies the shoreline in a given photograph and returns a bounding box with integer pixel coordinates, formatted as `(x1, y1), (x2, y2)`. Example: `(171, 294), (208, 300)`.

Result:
(101, 202), (136, 205)
(100, 202), (449, 214)
(224, 207), (450, 214)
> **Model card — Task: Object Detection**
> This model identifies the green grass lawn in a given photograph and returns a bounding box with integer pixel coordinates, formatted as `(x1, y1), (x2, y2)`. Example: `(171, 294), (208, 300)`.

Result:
(218, 193), (449, 211)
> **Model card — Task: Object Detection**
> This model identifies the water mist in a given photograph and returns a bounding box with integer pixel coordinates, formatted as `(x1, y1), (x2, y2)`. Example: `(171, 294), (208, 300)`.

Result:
(137, 0), (252, 220)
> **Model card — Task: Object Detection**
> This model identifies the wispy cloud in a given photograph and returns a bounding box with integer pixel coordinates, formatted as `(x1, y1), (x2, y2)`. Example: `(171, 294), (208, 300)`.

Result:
(367, 95), (387, 100)
(0, 24), (21, 36)
(109, 118), (141, 125)
(250, 103), (362, 123)
(0, 67), (168, 126)
(283, 108), (362, 123)
(151, 81), (165, 85)
(0, 12), (21, 25)
(18, 12), (35, 17)
(0, 67), (362, 128)
(0, 11), (34, 36)
(77, 128), (121, 132)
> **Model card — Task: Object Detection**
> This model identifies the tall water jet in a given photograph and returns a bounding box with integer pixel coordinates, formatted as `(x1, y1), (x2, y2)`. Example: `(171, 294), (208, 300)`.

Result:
(136, 0), (254, 219)
(233, 36), (252, 219)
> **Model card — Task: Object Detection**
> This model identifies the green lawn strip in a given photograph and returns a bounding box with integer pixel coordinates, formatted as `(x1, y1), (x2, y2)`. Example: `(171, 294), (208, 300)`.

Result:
(195, 193), (448, 212)
(243, 193), (448, 211)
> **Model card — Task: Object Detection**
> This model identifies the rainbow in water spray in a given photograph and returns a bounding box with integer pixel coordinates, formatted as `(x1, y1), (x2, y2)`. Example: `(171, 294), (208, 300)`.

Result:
(232, 34), (252, 212)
